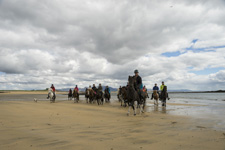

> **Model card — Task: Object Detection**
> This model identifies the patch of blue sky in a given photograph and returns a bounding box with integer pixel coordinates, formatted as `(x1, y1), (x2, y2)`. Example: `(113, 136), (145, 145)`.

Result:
(161, 39), (225, 58)
(192, 39), (198, 43)
(186, 38), (225, 52)
(0, 72), (6, 75)
(161, 51), (182, 57)
(189, 67), (224, 75)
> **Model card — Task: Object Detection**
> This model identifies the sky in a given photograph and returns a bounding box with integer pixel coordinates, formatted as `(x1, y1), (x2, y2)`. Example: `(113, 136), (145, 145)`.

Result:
(0, 0), (225, 91)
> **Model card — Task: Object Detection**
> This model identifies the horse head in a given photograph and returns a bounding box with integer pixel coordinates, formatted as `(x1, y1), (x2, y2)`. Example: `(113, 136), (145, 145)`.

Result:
(128, 76), (135, 86)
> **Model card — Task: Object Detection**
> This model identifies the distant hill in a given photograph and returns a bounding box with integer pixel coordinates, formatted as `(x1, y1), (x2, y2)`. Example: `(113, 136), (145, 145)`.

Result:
(167, 89), (192, 92)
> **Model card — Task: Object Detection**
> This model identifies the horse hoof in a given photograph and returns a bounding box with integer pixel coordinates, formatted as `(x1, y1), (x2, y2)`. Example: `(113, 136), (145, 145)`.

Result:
(127, 113), (129, 116)
(134, 114), (136, 116)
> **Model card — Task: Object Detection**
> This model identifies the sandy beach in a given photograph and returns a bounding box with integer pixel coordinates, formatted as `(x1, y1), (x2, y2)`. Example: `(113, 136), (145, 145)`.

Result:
(0, 92), (225, 150)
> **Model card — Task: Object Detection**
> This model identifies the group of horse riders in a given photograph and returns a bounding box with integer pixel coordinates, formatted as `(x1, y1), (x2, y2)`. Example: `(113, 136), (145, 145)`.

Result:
(117, 69), (170, 106)
(68, 84), (111, 103)
(88, 84), (111, 98)
(151, 82), (170, 100)
(47, 69), (169, 106)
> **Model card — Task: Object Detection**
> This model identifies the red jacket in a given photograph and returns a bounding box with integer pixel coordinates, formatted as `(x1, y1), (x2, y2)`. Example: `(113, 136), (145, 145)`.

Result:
(74, 87), (79, 92)
(51, 86), (55, 92)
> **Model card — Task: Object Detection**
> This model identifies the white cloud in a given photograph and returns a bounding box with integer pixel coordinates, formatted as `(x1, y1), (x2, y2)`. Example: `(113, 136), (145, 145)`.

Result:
(0, 0), (225, 90)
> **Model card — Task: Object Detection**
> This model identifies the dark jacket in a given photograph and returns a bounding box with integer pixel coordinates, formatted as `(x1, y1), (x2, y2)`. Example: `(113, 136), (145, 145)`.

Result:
(92, 86), (97, 92)
(134, 75), (142, 90)
(153, 86), (159, 91)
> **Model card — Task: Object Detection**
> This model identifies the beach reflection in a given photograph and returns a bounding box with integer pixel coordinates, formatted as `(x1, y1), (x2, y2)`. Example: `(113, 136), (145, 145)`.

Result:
(145, 103), (168, 114)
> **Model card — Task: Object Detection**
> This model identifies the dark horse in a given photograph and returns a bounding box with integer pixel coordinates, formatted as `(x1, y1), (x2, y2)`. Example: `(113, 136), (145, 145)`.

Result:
(160, 86), (169, 107)
(104, 89), (110, 103)
(96, 91), (104, 105)
(73, 90), (79, 103)
(127, 76), (144, 116)
(68, 92), (73, 100)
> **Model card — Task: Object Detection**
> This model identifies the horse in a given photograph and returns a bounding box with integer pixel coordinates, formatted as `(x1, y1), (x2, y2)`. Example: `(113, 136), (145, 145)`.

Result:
(85, 88), (89, 103)
(68, 91), (73, 100)
(96, 91), (104, 105)
(142, 89), (149, 110)
(121, 86), (128, 107)
(160, 86), (169, 107)
(88, 89), (95, 104)
(104, 89), (110, 103)
(117, 87), (122, 102)
(48, 88), (55, 103)
(73, 89), (79, 103)
(127, 76), (144, 116)
(153, 90), (159, 106)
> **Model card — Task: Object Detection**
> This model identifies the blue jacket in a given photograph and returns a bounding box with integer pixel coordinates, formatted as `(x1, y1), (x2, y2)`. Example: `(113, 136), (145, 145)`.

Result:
(105, 88), (111, 93)
(153, 86), (159, 91)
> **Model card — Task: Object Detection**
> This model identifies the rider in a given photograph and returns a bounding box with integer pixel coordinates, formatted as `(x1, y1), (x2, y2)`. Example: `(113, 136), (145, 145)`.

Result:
(92, 84), (97, 94)
(133, 69), (143, 99)
(134, 69), (143, 90)
(69, 88), (72, 95)
(98, 84), (103, 97)
(160, 81), (165, 91)
(74, 85), (79, 93)
(143, 85), (149, 98)
(160, 81), (170, 100)
(47, 84), (56, 99)
(143, 85), (147, 92)
(151, 83), (159, 100)
(98, 84), (103, 92)
(105, 85), (111, 98)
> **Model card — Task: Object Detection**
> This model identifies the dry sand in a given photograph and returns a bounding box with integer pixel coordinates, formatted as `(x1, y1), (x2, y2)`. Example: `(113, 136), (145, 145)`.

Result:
(0, 92), (225, 150)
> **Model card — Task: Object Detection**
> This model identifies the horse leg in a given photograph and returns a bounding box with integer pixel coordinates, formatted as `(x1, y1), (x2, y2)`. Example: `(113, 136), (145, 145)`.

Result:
(127, 105), (131, 116)
(97, 99), (100, 105)
(132, 105), (136, 116)
(142, 99), (146, 112)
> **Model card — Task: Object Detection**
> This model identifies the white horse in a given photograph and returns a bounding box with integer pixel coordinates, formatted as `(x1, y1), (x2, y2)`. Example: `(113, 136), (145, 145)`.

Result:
(48, 88), (55, 103)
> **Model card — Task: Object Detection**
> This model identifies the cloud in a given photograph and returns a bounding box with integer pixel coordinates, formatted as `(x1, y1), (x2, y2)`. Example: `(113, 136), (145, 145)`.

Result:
(0, 0), (225, 90)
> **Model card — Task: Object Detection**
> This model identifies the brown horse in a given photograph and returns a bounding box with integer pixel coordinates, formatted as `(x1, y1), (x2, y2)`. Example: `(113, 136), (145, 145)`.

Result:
(73, 89), (79, 103)
(153, 90), (159, 106)
(88, 89), (95, 104)
(121, 86), (128, 107)
(142, 89), (149, 110)
(85, 88), (89, 103)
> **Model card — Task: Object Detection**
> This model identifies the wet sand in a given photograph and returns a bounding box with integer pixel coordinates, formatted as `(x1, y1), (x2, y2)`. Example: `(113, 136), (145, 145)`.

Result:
(0, 92), (225, 150)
